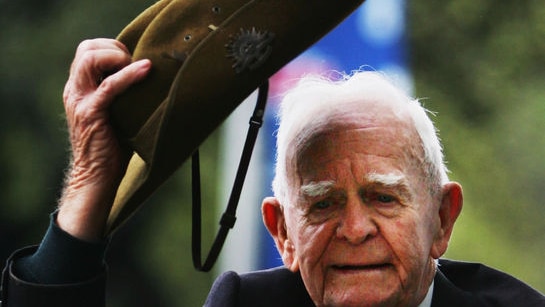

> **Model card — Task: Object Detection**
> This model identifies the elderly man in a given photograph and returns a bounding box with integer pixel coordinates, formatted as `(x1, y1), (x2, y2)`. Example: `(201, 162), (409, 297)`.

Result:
(204, 74), (545, 306)
(1, 39), (544, 307)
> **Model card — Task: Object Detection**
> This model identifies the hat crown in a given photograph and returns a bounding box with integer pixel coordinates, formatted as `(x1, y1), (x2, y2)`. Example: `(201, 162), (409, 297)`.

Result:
(106, 0), (365, 234)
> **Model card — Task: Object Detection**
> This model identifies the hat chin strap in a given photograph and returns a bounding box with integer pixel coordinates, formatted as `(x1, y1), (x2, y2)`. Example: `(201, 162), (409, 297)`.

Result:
(191, 81), (269, 272)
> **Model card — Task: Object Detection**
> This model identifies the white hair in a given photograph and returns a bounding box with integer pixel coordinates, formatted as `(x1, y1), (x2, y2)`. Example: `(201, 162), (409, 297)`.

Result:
(271, 71), (449, 205)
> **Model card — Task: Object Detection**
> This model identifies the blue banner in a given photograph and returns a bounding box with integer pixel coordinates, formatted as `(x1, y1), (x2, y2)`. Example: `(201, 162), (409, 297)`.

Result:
(258, 0), (410, 269)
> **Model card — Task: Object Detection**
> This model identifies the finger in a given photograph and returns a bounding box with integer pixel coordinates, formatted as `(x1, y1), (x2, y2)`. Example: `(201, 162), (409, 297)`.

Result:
(95, 59), (152, 105)
(67, 48), (133, 98)
(70, 39), (130, 75)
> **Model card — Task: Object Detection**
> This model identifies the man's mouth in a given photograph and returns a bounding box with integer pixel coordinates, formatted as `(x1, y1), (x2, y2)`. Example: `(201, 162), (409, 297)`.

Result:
(332, 263), (392, 271)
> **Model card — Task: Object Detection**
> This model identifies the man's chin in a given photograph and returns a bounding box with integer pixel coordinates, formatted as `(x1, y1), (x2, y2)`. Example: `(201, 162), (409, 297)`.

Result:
(319, 269), (402, 307)
(321, 291), (400, 307)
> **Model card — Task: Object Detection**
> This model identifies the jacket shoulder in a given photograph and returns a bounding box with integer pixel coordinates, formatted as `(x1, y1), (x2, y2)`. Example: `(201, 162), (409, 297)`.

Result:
(204, 267), (314, 307)
(435, 259), (545, 307)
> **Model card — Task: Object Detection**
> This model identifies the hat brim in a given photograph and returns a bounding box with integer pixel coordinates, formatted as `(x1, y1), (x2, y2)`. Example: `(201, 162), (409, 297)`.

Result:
(105, 0), (365, 234)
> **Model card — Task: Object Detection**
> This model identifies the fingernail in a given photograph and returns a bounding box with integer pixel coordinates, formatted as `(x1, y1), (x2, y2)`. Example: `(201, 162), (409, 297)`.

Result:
(136, 59), (152, 69)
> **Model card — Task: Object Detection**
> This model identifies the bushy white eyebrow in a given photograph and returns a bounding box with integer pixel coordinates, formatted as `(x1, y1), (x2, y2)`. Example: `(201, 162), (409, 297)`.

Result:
(298, 173), (410, 202)
(300, 180), (336, 198)
(366, 172), (406, 187)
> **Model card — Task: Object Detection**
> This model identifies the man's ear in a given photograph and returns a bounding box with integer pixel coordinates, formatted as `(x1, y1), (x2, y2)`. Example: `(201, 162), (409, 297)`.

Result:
(262, 197), (299, 271)
(431, 182), (463, 259)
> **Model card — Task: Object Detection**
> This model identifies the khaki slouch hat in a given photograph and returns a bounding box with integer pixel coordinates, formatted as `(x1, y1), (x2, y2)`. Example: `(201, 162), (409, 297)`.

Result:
(106, 0), (365, 237)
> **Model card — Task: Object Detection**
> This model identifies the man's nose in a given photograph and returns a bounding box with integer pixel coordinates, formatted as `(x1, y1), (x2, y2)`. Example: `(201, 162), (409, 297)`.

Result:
(335, 197), (378, 244)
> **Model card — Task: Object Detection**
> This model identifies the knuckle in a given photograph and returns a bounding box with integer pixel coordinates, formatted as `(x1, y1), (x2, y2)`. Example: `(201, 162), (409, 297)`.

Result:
(78, 50), (96, 67)
(97, 76), (115, 94)
(70, 51), (98, 81)
(76, 39), (95, 54)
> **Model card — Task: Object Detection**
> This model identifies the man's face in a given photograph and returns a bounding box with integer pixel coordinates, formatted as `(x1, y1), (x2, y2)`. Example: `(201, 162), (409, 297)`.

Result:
(282, 111), (441, 306)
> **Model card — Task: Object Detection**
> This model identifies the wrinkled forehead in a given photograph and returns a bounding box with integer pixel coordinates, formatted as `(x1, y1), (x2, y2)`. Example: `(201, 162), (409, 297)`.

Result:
(288, 100), (412, 167)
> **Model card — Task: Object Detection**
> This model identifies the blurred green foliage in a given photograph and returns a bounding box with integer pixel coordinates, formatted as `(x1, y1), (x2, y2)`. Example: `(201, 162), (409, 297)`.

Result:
(0, 0), (543, 306)
(409, 0), (545, 292)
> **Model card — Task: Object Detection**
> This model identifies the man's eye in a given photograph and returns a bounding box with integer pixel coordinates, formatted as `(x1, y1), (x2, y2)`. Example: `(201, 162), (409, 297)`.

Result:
(313, 200), (332, 210)
(377, 194), (395, 203)
(305, 199), (339, 224)
(360, 190), (397, 204)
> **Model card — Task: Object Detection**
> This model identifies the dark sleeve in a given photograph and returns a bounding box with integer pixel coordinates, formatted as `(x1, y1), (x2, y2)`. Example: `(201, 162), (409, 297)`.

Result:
(0, 212), (108, 307)
(204, 271), (240, 307)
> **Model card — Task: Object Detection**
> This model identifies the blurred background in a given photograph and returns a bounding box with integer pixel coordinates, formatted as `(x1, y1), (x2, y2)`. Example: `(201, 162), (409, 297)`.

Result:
(1, 0), (544, 305)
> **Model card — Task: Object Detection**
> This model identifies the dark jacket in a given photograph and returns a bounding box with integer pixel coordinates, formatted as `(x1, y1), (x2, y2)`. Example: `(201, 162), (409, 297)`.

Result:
(204, 259), (545, 307)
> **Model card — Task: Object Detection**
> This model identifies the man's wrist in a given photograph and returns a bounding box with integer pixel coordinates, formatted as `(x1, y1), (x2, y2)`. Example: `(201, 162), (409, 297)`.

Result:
(57, 175), (119, 241)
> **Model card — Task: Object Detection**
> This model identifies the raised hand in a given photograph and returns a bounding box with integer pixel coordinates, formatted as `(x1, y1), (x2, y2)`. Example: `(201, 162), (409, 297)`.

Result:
(57, 39), (151, 242)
